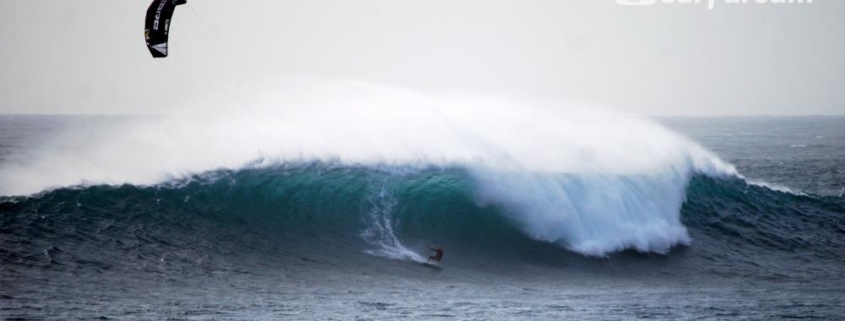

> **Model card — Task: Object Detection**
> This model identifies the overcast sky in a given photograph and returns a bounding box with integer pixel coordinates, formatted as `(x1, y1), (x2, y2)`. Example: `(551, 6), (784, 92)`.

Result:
(1, 0), (843, 116)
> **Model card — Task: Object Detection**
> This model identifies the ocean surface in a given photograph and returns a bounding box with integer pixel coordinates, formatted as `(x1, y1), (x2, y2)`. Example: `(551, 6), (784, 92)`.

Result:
(1, 114), (844, 320)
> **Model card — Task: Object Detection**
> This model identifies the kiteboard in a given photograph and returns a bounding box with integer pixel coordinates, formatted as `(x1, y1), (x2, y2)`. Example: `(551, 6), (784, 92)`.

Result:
(422, 261), (441, 269)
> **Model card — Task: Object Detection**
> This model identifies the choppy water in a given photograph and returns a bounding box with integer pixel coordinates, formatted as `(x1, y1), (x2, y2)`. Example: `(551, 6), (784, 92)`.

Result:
(2, 115), (844, 320)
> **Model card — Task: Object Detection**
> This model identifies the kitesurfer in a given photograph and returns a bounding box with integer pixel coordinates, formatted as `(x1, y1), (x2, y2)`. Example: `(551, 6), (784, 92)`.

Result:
(428, 245), (444, 263)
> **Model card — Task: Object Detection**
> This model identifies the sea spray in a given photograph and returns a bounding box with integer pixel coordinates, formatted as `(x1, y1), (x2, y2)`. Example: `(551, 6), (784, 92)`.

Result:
(361, 175), (426, 262)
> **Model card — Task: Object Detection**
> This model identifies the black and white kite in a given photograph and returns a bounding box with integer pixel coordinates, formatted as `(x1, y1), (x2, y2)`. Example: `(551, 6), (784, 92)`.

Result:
(144, 0), (187, 58)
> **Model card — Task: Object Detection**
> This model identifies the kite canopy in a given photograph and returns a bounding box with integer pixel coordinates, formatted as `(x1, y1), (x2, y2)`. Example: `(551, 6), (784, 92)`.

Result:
(144, 0), (187, 58)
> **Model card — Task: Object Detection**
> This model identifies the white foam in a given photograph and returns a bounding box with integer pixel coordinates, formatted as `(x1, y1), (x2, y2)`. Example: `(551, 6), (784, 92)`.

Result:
(361, 183), (426, 263)
(745, 179), (805, 196)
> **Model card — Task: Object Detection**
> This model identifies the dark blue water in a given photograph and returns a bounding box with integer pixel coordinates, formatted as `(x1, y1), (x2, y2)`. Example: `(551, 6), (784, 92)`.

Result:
(1, 115), (844, 320)
(661, 116), (845, 197)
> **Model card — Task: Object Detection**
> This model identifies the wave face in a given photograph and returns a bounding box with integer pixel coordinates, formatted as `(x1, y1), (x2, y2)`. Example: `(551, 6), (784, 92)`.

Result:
(2, 163), (843, 281)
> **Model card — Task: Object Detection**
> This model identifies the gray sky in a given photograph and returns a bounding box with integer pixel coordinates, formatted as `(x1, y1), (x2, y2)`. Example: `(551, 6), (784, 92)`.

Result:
(1, 0), (843, 116)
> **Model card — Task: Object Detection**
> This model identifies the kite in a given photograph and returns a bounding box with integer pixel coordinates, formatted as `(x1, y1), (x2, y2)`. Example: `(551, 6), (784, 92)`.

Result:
(145, 0), (187, 58)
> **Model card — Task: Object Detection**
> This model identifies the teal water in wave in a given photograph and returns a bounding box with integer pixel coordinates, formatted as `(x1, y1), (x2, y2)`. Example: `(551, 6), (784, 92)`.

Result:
(1, 115), (844, 320)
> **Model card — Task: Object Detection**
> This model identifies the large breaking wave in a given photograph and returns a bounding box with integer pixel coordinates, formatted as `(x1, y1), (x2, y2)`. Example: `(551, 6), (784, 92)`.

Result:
(2, 81), (748, 259)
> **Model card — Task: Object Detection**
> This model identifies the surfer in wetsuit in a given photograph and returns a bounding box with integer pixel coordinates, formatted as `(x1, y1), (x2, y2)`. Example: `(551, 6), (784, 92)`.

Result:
(428, 245), (443, 263)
